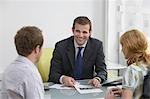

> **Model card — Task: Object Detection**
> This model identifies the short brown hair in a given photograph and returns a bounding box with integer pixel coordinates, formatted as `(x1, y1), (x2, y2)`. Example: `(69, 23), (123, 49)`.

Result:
(72, 16), (92, 31)
(14, 26), (43, 56)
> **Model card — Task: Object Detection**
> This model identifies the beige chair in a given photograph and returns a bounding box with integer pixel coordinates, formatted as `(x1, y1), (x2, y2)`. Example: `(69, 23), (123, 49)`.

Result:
(37, 48), (53, 82)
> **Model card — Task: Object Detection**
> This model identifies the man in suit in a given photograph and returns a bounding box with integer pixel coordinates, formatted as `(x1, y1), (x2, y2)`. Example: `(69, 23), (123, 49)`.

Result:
(48, 16), (107, 87)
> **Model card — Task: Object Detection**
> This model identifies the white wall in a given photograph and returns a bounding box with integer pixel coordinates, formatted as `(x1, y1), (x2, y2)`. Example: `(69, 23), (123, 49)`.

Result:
(0, 0), (106, 73)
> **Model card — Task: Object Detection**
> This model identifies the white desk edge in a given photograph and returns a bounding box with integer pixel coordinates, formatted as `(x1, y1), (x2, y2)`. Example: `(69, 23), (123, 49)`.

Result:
(106, 61), (126, 70)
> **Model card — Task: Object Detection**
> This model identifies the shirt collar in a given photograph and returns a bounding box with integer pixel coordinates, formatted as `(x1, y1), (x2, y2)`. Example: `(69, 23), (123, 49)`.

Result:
(16, 55), (36, 68)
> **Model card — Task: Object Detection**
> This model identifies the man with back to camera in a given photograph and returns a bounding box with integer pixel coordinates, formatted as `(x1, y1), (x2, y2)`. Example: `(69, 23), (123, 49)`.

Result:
(1, 26), (44, 99)
(48, 16), (107, 87)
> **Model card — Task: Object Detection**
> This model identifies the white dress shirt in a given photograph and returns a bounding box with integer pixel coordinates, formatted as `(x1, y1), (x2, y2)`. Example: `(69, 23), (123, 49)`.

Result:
(1, 55), (44, 99)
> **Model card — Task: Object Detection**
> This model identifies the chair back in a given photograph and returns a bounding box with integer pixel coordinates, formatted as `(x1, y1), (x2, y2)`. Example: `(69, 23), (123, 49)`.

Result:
(37, 48), (53, 82)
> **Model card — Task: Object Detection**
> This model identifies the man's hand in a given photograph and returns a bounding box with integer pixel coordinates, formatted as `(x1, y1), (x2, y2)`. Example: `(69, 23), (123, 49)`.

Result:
(88, 77), (101, 87)
(62, 76), (76, 87)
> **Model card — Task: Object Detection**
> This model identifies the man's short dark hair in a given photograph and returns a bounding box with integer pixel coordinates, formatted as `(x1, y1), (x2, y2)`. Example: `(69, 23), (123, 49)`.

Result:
(14, 26), (43, 56)
(72, 16), (92, 32)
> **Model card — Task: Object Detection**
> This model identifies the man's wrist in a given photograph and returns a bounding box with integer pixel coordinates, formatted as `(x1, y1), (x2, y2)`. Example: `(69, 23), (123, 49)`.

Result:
(94, 77), (101, 83)
(59, 75), (65, 84)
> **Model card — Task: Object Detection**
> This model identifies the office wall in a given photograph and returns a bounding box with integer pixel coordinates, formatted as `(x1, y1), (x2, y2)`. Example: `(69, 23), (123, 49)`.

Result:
(0, 3), (2, 75)
(0, 0), (106, 73)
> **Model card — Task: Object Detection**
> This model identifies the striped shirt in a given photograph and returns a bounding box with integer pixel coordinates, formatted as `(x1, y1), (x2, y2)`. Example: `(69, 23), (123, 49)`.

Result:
(122, 63), (148, 99)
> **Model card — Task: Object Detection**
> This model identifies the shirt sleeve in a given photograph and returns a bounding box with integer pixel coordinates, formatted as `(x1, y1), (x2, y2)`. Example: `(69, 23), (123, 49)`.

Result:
(122, 66), (143, 92)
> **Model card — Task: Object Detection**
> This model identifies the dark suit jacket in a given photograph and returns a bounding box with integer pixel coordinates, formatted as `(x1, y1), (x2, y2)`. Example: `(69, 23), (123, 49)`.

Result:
(48, 36), (107, 83)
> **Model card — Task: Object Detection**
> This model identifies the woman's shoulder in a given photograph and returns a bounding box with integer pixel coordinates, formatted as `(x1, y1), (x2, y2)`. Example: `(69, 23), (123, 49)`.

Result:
(127, 63), (148, 72)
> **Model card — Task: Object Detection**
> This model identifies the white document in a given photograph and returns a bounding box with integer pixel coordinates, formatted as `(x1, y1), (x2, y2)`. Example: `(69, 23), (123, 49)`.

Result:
(74, 83), (103, 94)
(49, 84), (74, 89)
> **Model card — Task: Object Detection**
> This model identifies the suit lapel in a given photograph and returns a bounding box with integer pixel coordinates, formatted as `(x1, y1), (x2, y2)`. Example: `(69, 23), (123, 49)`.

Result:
(82, 39), (93, 77)
(83, 40), (92, 63)
(66, 38), (75, 70)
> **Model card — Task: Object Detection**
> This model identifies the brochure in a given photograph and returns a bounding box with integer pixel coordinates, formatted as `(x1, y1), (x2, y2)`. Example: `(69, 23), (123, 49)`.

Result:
(74, 82), (103, 94)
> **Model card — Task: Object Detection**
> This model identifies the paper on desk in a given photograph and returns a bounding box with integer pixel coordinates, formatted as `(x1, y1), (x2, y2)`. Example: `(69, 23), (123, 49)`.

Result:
(49, 84), (74, 89)
(74, 83), (103, 94)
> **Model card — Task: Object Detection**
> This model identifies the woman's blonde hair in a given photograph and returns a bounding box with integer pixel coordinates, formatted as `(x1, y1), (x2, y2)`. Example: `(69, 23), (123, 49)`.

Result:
(120, 29), (150, 66)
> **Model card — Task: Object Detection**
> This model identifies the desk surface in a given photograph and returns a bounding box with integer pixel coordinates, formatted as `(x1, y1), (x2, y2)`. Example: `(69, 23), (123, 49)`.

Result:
(44, 80), (107, 99)
(45, 87), (106, 99)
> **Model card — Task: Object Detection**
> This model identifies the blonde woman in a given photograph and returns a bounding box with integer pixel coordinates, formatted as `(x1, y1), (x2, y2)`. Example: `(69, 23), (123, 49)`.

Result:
(105, 29), (150, 99)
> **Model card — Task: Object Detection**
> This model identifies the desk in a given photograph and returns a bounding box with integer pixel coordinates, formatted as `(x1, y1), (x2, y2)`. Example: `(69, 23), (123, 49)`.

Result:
(44, 80), (107, 99)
